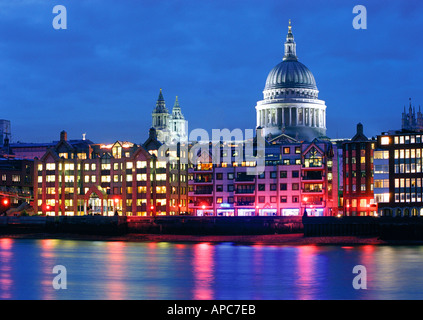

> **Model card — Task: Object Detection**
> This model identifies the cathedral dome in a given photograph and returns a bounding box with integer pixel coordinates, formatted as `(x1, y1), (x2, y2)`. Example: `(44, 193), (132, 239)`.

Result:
(264, 60), (317, 91)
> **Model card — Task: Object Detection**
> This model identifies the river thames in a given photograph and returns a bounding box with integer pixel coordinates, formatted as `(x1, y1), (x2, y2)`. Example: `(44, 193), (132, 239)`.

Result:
(1, 238), (423, 300)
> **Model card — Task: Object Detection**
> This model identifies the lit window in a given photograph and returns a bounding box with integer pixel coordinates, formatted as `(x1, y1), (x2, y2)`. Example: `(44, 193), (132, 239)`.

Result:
(126, 162), (133, 169)
(101, 176), (111, 183)
(156, 174), (167, 181)
(136, 161), (147, 169)
(137, 174), (147, 181)
(46, 163), (56, 170)
(101, 163), (111, 170)
(157, 161), (167, 169)
(380, 136), (390, 145)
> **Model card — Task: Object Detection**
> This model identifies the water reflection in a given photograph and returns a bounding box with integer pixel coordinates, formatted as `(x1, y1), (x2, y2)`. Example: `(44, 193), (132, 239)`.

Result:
(192, 243), (215, 300)
(105, 242), (127, 300)
(295, 245), (318, 300)
(2, 239), (423, 299)
(0, 239), (13, 299)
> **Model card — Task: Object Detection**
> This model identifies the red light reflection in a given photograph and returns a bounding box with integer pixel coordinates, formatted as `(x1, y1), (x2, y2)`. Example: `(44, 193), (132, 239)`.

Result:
(193, 243), (215, 300)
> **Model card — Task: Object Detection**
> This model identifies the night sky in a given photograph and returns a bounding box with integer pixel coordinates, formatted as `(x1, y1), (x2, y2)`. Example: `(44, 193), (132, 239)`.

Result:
(0, 0), (422, 144)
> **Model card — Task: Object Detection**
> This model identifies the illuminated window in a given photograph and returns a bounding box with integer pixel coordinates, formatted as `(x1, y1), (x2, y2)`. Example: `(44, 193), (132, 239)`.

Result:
(283, 147), (290, 154)
(126, 162), (133, 169)
(137, 174), (146, 181)
(304, 147), (322, 167)
(137, 186), (146, 193)
(64, 163), (74, 171)
(77, 153), (87, 160)
(136, 161), (147, 169)
(38, 164), (43, 171)
(84, 164), (90, 171)
(157, 161), (167, 169)
(84, 176), (89, 183)
(126, 175), (132, 182)
(91, 163), (96, 170)
(46, 163), (56, 170)
(156, 186), (166, 193)
(380, 136), (390, 145)
(156, 174), (166, 181)
(91, 175), (96, 183)
(112, 146), (122, 159)
(101, 163), (111, 170)
(114, 175), (119, 182)
(65, 175), (74, 183)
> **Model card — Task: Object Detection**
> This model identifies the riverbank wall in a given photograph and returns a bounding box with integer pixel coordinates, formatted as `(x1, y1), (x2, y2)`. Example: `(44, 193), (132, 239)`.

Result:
(3, 215), (423, 240)
(0, 216), (303, 236)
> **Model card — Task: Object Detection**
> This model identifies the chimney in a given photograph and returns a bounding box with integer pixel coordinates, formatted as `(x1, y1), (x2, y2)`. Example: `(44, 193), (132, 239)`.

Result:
(60, 130), (67, 141)
(149, 127), (157, 140)
(357, 123), (363, 136)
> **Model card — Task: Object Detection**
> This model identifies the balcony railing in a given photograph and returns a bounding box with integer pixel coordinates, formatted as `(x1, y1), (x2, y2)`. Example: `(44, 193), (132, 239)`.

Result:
(302, 188), (324, 193)
(194, 189), (213, 195)
(195, 178), (213, 183)
(235, 189), (255, 194)
(235, 175), (255, 182)
(302, 201), (325, 206)
(236, 201), (255, 206)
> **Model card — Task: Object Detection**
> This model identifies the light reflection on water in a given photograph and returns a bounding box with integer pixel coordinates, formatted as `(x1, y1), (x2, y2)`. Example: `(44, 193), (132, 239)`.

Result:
(1, 238), (423, 300)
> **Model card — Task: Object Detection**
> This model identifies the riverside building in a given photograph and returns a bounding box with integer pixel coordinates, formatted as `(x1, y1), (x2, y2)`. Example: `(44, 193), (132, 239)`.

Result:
(188, 137), (339, 217)
(374, 129), (423, 217)
(34, 129), (188, 216)
(342, 123), (377, 216)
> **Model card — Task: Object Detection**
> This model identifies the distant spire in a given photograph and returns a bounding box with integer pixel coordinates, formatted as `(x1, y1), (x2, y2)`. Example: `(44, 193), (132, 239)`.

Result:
(283, 19), (297, 61)
(154, 88), (168, 113)
(158, 88), (164, 102)
(171, 96), (184, 120)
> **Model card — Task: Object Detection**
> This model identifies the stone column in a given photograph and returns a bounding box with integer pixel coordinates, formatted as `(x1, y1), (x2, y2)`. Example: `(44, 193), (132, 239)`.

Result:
(289, 107), (292, 126)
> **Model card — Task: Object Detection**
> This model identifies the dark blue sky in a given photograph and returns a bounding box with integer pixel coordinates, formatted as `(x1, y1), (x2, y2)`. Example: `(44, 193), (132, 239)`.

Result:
(1, 0), (422, 144)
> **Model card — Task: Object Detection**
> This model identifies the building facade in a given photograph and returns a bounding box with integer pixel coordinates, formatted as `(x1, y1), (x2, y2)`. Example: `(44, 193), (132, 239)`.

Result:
(375, 129), (423, 217)
(342, 123), (377, 216)
(34, 130), (188, 216)
(255, 21), (327, 141)
(188, 137), (339, 216)
(0, 158), (34, 211)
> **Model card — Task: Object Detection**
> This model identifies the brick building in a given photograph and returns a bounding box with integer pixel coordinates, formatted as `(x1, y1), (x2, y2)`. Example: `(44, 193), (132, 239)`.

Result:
(34, 129), (188, 216)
